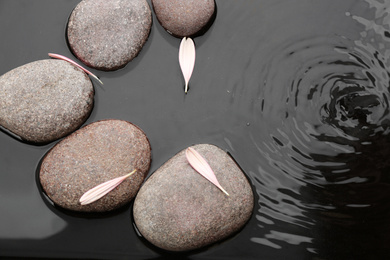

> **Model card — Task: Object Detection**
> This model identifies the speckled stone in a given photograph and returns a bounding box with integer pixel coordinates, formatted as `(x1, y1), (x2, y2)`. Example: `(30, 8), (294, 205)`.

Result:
(133, 144), (254, 251)
(0, 59), (94, 144)
(67, 0), (152, 71)
(152, 0), (215, 37)
(40, 119), (151, 213)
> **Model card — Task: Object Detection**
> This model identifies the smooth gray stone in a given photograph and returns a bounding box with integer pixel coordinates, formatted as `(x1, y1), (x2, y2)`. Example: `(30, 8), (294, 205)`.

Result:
(40, 119), (151, 212)
(67, 0), (152, 71)
(133, 144), (254, 251)
(0, 59), (94, 143)
(152, 0), (215, 37)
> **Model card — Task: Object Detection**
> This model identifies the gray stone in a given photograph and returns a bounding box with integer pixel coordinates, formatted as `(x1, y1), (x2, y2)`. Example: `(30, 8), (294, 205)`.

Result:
(152, 0), (215, 37)
(67, 0), (152, 71)
(0, 59), (94, 144)
(40, 119), (151, 213)
(133, 144), (254, 251)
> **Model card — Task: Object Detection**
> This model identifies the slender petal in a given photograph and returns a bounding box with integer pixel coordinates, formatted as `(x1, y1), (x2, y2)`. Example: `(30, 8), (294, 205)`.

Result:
(178, 37), (196, 93)
(48, 53), (103, 85)
(185, 147), (229, 196)
(79, 169), (137, 205)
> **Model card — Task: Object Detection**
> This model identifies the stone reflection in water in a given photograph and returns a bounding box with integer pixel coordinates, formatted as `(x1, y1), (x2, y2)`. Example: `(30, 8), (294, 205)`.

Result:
(247, 0), (390, 257)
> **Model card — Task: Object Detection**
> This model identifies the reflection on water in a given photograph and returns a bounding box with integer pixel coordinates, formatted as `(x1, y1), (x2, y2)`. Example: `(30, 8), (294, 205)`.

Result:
(0, 192), (67, 240)
(246, 0), (390, 257)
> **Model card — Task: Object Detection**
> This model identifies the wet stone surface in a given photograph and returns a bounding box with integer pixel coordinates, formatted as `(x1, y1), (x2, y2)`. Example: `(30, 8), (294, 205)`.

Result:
(152, 0), (215, 37)
(0, 59), (94, 144)
(67, 0), (152, 71)
(133, 144), (254, 252)
(39, 119), (151, 213)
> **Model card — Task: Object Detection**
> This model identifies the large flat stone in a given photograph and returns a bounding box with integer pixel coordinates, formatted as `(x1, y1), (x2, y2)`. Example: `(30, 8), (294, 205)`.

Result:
(40, 119), (151, 212)
(0, 59), (94, 144)
(133, 144), (254, 251)
(67, 0), (152, 71)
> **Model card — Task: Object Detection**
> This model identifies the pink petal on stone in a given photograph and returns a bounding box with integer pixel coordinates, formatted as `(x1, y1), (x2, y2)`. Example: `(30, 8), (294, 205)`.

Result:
(186, 147), (229, 196)
(79, 169), (137, 205)
(48, 53), (103, 85)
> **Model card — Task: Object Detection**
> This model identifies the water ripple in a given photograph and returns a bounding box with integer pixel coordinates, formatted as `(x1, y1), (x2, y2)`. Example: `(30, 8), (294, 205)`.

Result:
(247, 0), (390, 255)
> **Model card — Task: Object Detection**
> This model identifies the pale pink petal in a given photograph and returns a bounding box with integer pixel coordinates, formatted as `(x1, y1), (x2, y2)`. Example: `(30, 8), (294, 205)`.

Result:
(186, 147), (229, 196)
(79, 169), (137, 205)
(48, 53), (103, 85)
(178, 37), (196, 93)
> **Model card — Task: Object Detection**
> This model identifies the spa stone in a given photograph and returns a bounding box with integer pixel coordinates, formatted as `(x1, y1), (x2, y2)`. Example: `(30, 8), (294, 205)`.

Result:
(0, 59), (94, 144)
(152, 0), (215, 37)
(133, 144), (254, 251)
(67, 0), (152, 71)
(40, 119), (151, 213)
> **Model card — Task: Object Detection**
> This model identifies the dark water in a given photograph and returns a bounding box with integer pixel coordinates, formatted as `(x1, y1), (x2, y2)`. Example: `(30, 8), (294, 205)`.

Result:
(1, 0), (390, 259)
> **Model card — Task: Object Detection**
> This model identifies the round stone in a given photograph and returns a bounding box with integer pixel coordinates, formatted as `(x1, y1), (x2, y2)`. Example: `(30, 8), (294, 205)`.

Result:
(152, 0), (215, 37)
(67, 0), (152, 71)
(39, 119), (151, 213)
(0, 59), (94, 144)
(133, 144), (254, 251)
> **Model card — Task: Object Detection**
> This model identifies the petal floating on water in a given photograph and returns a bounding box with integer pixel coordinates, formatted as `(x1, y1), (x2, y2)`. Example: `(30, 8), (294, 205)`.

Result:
(178, 37), (196, 93)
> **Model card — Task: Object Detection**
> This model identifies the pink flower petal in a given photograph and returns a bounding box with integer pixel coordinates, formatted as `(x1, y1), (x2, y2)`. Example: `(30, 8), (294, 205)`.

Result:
(79, 169), (137, 205)
(48, 53), (103, 85)
(186, 147), (229, 196)
(178, 37), (196, 93)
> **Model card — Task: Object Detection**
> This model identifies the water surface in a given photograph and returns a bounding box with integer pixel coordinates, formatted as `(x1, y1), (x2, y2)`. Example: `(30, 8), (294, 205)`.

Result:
(1, 0), (390, 259)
